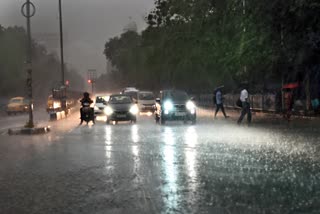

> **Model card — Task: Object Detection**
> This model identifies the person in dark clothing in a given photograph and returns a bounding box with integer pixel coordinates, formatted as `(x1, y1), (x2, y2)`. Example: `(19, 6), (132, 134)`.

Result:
(214, 88), (228, 119)
(80, 92), (94, 125)
(283, 90), (294, 121)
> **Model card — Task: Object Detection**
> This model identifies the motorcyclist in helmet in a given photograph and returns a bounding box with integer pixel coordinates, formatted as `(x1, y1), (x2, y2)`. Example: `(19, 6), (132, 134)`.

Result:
(80, 92), (94, 125)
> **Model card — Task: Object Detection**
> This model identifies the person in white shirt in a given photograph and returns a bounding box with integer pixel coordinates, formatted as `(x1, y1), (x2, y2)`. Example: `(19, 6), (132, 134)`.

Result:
(237, 85), (252, 125)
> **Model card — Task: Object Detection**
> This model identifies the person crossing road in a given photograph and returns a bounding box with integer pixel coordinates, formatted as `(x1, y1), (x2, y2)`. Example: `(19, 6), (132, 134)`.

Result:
(214, 87), (229, 119)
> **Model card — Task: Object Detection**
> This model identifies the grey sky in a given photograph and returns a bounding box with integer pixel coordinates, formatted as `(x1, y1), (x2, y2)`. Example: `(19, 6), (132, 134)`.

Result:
(0, 0), (154, 76)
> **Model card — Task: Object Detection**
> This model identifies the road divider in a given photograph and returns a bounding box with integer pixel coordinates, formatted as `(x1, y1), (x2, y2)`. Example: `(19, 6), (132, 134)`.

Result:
(8, 126), (50, 135)
(49, 107), (76, 121)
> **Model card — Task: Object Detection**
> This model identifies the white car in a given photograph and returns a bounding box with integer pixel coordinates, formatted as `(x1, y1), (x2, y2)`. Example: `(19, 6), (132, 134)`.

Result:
(94, 95), (109, 118)
(137, 91), (155, 114)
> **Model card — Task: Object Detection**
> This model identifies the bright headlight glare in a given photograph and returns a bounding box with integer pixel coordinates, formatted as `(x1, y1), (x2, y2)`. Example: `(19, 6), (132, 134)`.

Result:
(53, 102), (61, 109)
(130, 105), (139, 115)
(104, 106), (113, 115)
(186, 101), (196, 110)
(164, 101), (173, 111)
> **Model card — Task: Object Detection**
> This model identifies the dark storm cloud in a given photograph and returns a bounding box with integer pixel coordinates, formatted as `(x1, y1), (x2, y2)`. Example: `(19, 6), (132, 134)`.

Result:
(0, 0), (154, 74)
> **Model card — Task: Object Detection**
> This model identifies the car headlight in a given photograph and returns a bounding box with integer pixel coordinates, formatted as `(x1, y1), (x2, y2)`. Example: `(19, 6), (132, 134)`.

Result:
(94, 106), (99, 111)
(164, 101), (173, 111)
(104, 106), (113, 116)
(130, 105), (139, 115)
(186, 101), (196, 114)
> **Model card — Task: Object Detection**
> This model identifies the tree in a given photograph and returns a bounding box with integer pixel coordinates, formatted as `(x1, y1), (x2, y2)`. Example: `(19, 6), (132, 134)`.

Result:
(0, 25), (84, 102)
(102, 0), (320, 94)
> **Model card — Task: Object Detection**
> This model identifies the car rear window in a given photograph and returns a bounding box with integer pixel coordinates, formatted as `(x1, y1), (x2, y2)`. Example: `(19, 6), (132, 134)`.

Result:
(124, 91), (138, 100)
(139, 92), (154, 100)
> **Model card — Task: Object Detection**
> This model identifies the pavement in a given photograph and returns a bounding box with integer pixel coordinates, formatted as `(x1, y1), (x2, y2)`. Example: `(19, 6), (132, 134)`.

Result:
(0, 108), (319, 214)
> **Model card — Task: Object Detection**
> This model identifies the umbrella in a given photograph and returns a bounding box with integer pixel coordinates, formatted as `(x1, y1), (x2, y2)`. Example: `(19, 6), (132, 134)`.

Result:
(282, 82), (299, 89)
(214, 85), (224, 91)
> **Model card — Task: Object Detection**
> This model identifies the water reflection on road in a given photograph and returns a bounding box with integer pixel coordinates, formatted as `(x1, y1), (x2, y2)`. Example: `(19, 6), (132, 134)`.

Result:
(185, 127), (198, 191)
(104, 125), (112, 161)
(33, 114), (319, 214)
(162, 127), (179, 212)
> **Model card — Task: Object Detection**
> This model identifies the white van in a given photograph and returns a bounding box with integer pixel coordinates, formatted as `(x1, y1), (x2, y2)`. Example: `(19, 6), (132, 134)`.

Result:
(137, 91), (155, 114)
(123, 87), (139, 102)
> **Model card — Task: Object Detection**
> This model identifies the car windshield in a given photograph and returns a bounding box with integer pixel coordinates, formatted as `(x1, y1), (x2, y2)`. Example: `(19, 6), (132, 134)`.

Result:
(139, 92), (154, 100)
(96, 96), (106, 104)
(108, 95), (132, 104)
(10, 99), (22, 103)
(165, 91), (189, 101)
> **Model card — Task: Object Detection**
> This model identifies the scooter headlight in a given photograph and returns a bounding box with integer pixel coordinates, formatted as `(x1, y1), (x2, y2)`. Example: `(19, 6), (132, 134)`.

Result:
(104, 106), (113, 116)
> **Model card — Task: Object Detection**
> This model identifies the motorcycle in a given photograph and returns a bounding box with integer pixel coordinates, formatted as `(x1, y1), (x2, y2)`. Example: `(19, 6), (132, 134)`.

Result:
(80, 102), (95, 125)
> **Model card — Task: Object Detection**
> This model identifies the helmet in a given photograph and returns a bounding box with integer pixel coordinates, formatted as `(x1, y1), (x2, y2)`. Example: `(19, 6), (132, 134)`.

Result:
(83, 92), (90, 97)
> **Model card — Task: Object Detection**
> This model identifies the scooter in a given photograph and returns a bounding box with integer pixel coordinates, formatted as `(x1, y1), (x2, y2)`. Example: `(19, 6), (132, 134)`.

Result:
(80, 102), (95, 125)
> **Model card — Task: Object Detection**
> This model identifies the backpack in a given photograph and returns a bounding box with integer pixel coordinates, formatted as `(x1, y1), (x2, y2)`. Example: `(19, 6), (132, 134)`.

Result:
(236, 98), (242, 108)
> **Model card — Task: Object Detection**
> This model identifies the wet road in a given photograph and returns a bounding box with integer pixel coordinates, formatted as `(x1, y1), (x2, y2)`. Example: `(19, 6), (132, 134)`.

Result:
(0, 109), (320, 214)
(0, 109), (49, 135)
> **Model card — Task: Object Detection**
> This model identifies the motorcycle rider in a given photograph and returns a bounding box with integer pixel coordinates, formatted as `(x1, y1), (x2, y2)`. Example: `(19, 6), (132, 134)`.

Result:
(80, 92), (95, 125)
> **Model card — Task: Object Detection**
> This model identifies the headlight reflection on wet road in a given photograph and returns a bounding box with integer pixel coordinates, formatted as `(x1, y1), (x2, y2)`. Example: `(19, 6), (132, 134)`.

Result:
(185, 127), (198, 188)
(132, 145), (139, 157)
(131, 125), (139, 143)
(162, 127), (178, 211)
(104, 126), (112, 160)
(164, 127), (175, 145)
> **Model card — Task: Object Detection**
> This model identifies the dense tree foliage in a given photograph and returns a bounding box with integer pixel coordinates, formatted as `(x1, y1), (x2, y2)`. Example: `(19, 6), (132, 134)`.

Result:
(103, 0), (320, 93)
(0, 25), (84, 101)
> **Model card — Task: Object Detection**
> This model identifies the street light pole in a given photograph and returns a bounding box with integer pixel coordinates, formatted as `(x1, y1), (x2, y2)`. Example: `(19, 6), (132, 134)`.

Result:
(58, 0), (68, 111)
(58, 0), (65, 86)
(21, 0), (36, 128)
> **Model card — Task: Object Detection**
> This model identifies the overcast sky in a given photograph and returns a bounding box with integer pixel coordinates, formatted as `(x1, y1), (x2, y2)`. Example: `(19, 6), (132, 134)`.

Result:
(0, 0), (154, 76)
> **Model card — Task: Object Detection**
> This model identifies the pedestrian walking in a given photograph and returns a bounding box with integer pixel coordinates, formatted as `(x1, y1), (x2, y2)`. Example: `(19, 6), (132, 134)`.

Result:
(283, 90), (294, 121)
(282, 82), (299, 122)
(214, 87), (228, 119)
(237, 84), (252, 125)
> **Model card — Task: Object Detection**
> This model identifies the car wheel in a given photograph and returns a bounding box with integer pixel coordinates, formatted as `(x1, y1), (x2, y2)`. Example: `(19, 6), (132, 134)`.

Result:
(106, 119), (110, 125)
(132, 117), (137, 124)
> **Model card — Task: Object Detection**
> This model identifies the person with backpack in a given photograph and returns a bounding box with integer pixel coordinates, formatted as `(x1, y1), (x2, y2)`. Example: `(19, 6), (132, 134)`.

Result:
(214, 87), (229, 119)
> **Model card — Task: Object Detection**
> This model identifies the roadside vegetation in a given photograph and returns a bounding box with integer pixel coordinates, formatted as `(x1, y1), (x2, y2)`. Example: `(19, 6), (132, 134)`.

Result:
(0, 25), (84, 102)
(102, 0), (320, 93)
